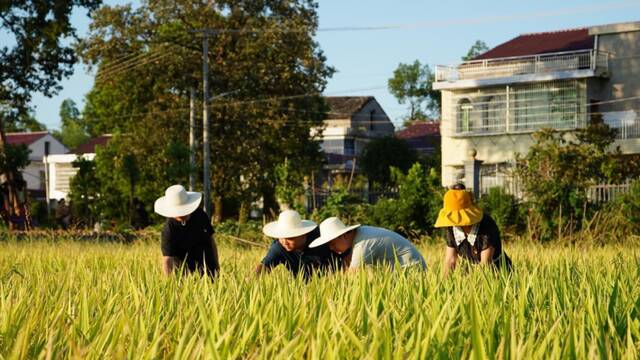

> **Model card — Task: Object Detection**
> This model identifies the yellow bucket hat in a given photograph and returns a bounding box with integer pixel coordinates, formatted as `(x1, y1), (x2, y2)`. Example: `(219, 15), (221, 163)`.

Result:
(434, 190), (483, 228)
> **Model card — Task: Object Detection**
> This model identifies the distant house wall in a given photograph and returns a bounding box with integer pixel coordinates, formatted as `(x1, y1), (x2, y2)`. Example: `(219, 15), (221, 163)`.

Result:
(21, 134), (68, 191)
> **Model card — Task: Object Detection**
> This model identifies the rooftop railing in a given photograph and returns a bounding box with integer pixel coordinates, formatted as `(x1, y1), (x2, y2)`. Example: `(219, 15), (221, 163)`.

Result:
(435, 50), (609, 83)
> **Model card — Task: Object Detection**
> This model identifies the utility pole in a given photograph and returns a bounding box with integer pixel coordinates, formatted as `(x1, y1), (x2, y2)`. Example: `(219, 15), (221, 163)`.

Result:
(189, 86), (196, 191)
(202, 34), (212, 216)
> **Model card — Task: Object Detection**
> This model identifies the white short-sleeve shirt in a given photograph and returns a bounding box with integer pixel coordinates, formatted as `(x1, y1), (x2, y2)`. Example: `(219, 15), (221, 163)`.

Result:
(349, 226), (427, 270)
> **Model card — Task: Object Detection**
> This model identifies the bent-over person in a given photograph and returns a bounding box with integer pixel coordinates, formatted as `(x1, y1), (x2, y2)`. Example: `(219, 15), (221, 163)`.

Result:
(309, 217), (426, 271)
(154, 185), (219, 278)
(256, 210), (338, 278)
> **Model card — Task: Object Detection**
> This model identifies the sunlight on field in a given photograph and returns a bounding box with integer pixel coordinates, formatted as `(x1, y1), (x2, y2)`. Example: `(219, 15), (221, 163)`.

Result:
(1, 239), (639, 359)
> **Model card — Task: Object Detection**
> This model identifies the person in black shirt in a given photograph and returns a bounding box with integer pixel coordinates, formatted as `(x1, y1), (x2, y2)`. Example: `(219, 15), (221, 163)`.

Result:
(154, 185), (219, 277)
(434, 184), (512, 276)
(255, 210), (338, 278)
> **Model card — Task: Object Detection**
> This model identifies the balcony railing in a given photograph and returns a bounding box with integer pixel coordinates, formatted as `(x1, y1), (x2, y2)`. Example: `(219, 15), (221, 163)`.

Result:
(604, 113), (640, 139)
(435, 50), (609, 83)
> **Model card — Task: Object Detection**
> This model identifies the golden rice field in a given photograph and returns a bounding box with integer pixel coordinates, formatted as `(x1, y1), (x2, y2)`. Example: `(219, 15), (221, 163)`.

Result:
(1, 237), (639, 359)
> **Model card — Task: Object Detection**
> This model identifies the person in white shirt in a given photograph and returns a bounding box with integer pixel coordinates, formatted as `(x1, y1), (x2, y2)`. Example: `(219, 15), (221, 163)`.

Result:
(309, 217), (426, 271)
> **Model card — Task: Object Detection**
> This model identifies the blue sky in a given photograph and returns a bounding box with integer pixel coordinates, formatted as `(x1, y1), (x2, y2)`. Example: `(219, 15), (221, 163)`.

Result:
(28, 0), (640, 130)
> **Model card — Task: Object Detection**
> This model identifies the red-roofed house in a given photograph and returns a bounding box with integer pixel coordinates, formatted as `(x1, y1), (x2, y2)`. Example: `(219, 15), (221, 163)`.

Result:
(5, 131), (68, 195)
(433, 21), (640, 192)
(395, 121), (440, 156)
(45, 135), (112, 201)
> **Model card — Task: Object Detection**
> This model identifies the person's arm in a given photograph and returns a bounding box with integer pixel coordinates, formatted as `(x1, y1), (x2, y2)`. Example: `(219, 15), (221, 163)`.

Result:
(444, 246), (457, 277)
(162, 256), (178, 275)
(204, 239), (220, 277)
(255, 241), (284, 276)
(160, 223), (179, 276)
(479, 246), (495, 265)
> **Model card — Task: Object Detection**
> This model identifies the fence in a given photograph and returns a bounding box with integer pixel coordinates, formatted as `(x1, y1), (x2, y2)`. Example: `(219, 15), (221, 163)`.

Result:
(480, 174), (633, 204)
(435, 49), (608, 82)
(586, 182), (632, 204)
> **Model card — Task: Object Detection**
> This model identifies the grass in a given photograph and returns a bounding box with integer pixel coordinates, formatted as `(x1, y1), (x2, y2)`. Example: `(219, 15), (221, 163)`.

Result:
(1, 237), (639, 359)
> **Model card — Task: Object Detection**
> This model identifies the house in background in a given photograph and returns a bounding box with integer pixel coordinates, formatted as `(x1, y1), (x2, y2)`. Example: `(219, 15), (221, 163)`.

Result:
(314, 96), (395, 182)
(45, 134), (112, 201)
(433, 21), (640, 193)
(395, 121), (440, 157)
(6, 131), (68, 198)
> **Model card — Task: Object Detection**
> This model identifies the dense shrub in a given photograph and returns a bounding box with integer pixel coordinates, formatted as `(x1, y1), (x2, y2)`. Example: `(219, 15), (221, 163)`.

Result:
(478, 187), (525, 233)
(364, 163), (442, 238)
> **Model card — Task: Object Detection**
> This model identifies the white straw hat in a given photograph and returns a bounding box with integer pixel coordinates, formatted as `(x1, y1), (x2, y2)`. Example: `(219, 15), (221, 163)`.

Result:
(154, 185), (202, 218)
(308, 217), (360, 248)
(263, 210), (317, 239)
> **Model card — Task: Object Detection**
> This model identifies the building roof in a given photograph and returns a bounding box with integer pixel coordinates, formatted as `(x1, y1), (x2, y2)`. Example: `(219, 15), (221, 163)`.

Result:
(324, 96), (374, 119)
(473, 28), (594, 60)
(6, 131), (49, 146)
(396, 121), (440, 139)
(72, 134), (113, 154)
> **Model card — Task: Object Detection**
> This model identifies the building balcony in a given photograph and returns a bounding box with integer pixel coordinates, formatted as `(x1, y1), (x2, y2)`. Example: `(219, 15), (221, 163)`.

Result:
(434, 50), (609, 90)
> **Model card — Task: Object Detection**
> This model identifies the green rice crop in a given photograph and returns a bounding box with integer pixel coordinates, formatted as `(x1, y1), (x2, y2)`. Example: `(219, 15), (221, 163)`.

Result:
(1, 239), (639, 359)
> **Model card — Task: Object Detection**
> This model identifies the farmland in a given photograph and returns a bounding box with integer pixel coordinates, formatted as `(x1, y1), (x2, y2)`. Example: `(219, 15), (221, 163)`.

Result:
(1, 237), (639, 359)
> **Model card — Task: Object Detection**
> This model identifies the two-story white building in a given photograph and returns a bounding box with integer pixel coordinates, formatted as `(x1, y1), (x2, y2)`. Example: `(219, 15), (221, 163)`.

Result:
(433, 21), (640, 190)
(315, 96), (395, 178)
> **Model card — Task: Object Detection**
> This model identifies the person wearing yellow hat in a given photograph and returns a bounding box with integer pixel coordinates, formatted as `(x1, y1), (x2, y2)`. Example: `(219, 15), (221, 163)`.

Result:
(434, 184), (511, 276)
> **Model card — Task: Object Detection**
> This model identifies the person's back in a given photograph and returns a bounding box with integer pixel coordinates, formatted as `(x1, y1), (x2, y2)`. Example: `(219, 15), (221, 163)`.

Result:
(350, 226), (426, 269)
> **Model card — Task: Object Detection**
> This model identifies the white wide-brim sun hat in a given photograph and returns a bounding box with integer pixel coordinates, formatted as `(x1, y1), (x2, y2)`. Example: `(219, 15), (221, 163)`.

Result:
(308, 217), (360, 248)
(263, 210), (317, 239)
(154, 184), (202, 218)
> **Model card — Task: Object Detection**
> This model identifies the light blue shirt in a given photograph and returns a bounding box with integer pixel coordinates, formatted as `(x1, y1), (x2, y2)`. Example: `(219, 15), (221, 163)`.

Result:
(350, 226), (427, 270)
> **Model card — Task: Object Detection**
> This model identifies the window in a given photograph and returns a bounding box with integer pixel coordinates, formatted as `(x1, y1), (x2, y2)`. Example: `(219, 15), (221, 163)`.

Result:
(450, 80), (585, 136)
(344, 139), (355, 156)
(458, 99), (473, 133)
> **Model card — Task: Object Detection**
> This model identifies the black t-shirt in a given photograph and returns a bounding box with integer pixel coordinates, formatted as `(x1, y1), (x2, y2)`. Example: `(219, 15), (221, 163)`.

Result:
(261, 227), (339, 278)
(161, 208), (218, 276)
(445, 214), (512, 270)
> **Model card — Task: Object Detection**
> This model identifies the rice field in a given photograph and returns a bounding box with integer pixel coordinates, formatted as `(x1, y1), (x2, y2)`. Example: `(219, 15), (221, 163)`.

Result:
(1, 237), (639, 359)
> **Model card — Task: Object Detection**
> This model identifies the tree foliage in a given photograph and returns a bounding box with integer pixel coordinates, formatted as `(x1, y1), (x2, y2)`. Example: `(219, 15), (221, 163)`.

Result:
(461, 40), (489, 61)
(515, 124), (640, 240)
(53, 99), (89, 149)
(76, 0), (331, 223)
(359, 136), (417, 189)
(365, 163), (442, 238)
(387, 60), (440, 121)
(0, 0), (102, 125)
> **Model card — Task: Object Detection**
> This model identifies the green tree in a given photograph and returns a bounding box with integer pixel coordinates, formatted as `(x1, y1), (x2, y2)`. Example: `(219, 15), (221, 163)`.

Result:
(69, 157), (100, 227)
(0, 0), (102, 222)
(359, 136), (417, 189)
(78, 1), (331, 223)
(388, 60), (440, 121)
(2, 112), (46, 132)
(54, 99), (90, 149)
(366, 163), (442, 238)
(462, 40), (489, 61)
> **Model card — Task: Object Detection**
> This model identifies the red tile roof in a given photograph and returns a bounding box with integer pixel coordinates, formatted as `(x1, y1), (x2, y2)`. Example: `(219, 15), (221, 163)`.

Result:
(6, 131), (49, 146)
(473, 28), (594, 60)
(396, 121), (440, 139)
(73, 135), (113, 154)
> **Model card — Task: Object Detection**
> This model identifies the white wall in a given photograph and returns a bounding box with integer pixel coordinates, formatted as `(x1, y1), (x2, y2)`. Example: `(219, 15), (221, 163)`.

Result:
(21, 134), (68, 191)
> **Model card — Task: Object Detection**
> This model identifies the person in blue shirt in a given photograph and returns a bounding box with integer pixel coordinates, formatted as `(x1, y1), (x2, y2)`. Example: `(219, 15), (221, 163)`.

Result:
(255, 210), (338, 278)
